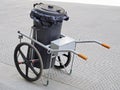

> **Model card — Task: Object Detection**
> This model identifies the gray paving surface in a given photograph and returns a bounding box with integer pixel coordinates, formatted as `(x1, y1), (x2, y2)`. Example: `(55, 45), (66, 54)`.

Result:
(0, 0), (120, 90)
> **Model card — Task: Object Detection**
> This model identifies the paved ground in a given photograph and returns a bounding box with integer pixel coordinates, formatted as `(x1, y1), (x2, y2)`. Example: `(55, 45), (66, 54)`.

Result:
(0, 0), (120, 90)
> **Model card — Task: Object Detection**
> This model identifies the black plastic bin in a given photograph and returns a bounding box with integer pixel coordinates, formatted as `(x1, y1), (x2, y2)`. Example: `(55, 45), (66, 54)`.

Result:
(30, 3), (69, 69)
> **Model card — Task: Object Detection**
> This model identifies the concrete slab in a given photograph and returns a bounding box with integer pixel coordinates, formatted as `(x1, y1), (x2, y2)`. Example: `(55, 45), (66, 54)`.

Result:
(0, 63), (80, 90)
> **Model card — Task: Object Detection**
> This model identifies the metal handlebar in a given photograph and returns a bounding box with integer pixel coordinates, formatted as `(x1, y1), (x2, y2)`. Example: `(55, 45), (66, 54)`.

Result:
(17, 31), (111, 61)
(76, 41), (110, 49)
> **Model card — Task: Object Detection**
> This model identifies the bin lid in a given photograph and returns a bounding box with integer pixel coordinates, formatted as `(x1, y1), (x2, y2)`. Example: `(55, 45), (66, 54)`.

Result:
(34, 3), (67, 16)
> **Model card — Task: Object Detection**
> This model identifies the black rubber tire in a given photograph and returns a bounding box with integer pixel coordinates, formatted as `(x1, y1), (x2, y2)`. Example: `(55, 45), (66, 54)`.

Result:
(54, 52), (71, 69)
(14, 42), (43, 81)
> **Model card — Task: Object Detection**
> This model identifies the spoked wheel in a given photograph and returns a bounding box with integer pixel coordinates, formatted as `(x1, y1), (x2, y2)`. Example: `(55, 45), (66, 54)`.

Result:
(14, 42), (43, 81)
(54, 52), (71, 69)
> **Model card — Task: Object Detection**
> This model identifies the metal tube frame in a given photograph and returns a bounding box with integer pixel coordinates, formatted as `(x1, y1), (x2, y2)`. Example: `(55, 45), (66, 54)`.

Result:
(18, 31), (80, 56)
(17, 31), (79, 85)
(75, 40), (102, 45)
(17, 31), (103, 85)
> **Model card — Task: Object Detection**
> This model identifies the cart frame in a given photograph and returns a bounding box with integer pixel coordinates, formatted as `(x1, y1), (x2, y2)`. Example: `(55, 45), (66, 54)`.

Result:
(15, 30), (110, 86)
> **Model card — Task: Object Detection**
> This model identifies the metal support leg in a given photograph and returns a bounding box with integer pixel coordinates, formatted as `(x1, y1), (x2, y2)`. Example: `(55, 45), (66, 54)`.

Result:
(57, 56), (70, 75)
(42, 53), (53, 86)
(68, 43), (76, 75)
(68, 54), (75, 75)
(55, 53), (75, 75)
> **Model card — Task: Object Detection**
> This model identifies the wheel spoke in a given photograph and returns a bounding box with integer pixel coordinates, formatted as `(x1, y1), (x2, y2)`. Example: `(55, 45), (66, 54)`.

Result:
(26, 65), (29, 77)
(19, 49), (27, 62)
(29, 64), (38, 76)
(63, 54), (68, 57)
(30, 59), (39, 64)
(58, 56), (63, 66)
(54, 52), (71, 69)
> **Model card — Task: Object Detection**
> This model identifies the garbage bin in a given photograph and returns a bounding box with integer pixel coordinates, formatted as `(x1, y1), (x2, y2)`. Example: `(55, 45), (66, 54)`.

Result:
(30, 3), (69, 69)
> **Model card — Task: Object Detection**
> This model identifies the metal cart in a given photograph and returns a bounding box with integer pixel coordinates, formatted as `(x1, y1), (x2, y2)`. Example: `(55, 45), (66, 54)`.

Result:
(14, 3), (110, 86)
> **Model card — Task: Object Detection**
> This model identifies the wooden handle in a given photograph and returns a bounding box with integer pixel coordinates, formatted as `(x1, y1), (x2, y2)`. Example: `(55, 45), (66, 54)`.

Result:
(78, 53), (88, 60)
(101, 43), (110, 49)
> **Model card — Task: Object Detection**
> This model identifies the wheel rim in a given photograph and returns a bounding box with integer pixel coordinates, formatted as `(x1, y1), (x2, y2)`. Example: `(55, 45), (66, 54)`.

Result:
(54, 52), (71, 69)
(14, 42), (43, 81)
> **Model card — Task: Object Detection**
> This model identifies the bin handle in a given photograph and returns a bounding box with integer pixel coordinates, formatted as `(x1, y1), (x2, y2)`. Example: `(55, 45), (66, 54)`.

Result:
(33, 3), (43, 8)
(41, 20), (53, 28)
(63, 15), (69, 21)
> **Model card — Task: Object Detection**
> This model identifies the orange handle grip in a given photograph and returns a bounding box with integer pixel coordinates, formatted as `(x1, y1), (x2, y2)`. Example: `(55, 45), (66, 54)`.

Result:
(101, 43), (110, 49)
(78, 53), (88, 60)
